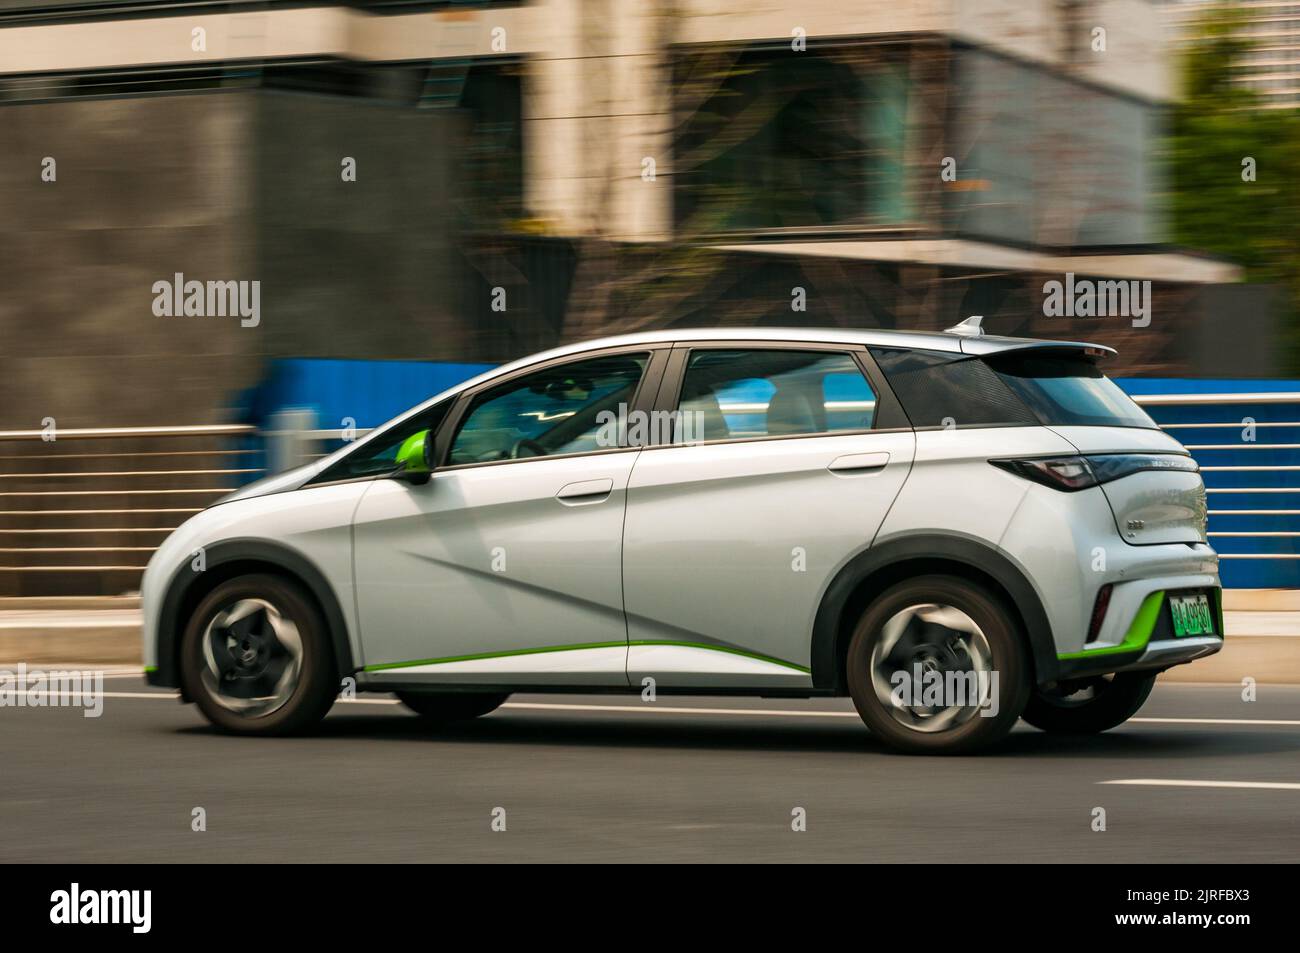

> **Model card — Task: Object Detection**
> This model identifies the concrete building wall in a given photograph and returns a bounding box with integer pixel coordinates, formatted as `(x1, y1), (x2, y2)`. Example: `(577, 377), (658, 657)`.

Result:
(0, 93), (257, 429)
(0, 89), (481, 430)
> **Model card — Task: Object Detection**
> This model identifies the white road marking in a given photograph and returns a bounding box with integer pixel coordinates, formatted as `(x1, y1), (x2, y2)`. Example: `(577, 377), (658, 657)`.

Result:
(3, 691), (1298, 727)
(1101, 779), (1300, 791)
(502, 701), (857, 718)
(1131, 716), (1300, 726)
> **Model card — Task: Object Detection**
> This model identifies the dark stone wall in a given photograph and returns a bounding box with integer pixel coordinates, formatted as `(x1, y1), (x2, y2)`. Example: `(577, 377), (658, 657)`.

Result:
(252, 92), (472, 364)
(0, 90), (489, 431)
(0, 92), (257, 429)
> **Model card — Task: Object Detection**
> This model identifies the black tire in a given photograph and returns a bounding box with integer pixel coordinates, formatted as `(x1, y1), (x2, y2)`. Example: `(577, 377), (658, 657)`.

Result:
(846, 575), (1031, 754)
(397, 692), (510, 723)
(1021, 672), (1156, 734)
(180, 574), (337, 735)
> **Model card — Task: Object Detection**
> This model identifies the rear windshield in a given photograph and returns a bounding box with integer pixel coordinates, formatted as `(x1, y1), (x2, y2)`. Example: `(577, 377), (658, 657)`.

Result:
(985, 352), (1156, 429)
(870, 348), (1155, 430)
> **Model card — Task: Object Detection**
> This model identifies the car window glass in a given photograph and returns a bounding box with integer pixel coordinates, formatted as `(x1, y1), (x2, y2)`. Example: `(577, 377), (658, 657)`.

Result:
(309, 400), (451, 484)
(869, 348), (1039, 429)
(449, 353), (649, 465)
(675, 350), (876, 442)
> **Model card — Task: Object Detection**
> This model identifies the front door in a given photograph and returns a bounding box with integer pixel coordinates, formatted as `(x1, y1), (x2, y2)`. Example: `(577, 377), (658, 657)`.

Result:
(353, 349), (657, 686)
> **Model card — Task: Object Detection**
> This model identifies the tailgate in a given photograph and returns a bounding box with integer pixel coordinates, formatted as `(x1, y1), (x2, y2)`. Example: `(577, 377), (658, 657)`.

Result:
(1050, 426), (1208, 545)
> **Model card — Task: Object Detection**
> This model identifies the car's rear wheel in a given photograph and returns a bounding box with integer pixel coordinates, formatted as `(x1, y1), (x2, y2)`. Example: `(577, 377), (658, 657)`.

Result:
(180, 574), (337, 735)
(846, 575), (1031, 754)
(1021, 672), (1156, 734)
(397, 692), (510, 723)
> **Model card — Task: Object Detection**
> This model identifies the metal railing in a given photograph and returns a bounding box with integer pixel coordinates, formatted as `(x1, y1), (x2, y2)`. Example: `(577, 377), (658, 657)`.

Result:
(0, 425), (261, 596)
(1131, 391), (1300, 587)
(1, 391), (1296, 594)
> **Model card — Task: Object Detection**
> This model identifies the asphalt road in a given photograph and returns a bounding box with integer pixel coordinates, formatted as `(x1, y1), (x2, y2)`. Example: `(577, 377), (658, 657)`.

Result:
(2, 675), (1297, 863)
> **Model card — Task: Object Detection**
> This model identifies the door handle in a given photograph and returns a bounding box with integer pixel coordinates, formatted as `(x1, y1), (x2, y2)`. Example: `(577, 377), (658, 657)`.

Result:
(828, 451), (890, 474)
(556, 478), (614, 505)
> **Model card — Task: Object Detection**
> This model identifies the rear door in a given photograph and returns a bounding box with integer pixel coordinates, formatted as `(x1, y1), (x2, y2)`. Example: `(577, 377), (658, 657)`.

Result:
(621, 343), (915, 689)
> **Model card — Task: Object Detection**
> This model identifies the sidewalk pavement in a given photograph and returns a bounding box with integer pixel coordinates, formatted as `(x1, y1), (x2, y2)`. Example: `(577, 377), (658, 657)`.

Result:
(0, 595), (1295, 681)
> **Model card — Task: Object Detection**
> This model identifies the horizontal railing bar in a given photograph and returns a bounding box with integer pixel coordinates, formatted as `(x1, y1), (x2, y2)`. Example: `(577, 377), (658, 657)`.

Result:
(0, 469), (262, 479)
(1135, 393), (1300, 406)
(1218, 553), (1300, 559)
(0, 489), (227, 497)
(1210, 509), (1300, 515)
(306, 429), (372, 440)
(0, 449), (261, 461)
(1200, 466), (1300, 471)
(1206, 488), (1300, 493)
(0, 425), (255, 441)
(0, 566), (148, 571)
(0, 508), (202, 515)
(1183, 444), (1300, 450)
(0, 546), (157, 553)
(0, 527), (177, 533)
(1207, 531), (1300, 537)
(1160, 421), (1300, 429)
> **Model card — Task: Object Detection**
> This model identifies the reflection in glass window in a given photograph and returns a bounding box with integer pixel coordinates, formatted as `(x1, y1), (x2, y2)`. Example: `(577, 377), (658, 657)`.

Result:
(449, 353), (648, 464)
(676, 350), (876, 442)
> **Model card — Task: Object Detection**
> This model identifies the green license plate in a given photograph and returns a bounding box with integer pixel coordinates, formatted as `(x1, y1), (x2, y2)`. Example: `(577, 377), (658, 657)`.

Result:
(1169, 593), (1214, 637)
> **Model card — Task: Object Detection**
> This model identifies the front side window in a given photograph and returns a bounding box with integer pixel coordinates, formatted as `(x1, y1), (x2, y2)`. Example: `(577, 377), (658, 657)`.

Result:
(448, 352), (649, 465)
(675, 349), (876, 442)
(311, 400), (452, 484)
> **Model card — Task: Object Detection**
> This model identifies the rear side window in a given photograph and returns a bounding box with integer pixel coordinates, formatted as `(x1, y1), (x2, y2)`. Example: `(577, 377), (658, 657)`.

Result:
(984, 352), (1156, 429)
(869, 349), (1036, 429)
(676, 349), (876, 441)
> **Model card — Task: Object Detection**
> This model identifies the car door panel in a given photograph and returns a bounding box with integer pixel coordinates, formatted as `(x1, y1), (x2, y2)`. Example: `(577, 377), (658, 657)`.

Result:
(622, 432), (914, 688)
(352, 452), (638, 686)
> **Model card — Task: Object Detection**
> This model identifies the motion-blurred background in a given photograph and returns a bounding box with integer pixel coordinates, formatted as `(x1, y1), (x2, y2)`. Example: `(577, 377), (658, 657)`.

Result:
(0, 0), (1297, 597)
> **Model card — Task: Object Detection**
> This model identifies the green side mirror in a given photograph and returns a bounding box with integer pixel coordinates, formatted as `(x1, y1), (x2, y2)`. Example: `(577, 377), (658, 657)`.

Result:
(393, 429), (432, 484)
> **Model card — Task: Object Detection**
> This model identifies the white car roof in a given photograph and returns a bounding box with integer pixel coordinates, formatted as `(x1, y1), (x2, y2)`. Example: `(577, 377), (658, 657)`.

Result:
(316, 325), (1114, 472)
(500, 325), (1114, 368)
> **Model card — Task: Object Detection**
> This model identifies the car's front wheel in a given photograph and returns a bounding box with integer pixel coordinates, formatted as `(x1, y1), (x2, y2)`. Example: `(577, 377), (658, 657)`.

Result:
(180, 574), (337, 735)
(1021, 672), (1156, 734)
(397, 692), (510, 723)
(846, 575), (1031, 754)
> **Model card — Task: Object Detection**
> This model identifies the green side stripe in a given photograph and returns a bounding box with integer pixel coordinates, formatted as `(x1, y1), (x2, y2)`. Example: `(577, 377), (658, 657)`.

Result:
(1058, 590), (1165, 660)
(364, 640), (809, 674)
(143, 665), (157, 673)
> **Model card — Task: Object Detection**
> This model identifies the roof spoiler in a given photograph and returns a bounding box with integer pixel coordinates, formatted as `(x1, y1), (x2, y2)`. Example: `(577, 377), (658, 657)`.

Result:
(942, 315), (1115, 359)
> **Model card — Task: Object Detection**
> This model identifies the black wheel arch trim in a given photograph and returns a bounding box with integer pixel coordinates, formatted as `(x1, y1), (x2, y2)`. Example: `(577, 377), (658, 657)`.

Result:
(809, 533), (1059, 691)
(146, 539), (357, 689)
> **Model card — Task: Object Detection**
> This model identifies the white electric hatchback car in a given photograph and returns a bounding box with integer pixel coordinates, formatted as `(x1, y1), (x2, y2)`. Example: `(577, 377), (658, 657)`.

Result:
(142, 324), (1222, 753)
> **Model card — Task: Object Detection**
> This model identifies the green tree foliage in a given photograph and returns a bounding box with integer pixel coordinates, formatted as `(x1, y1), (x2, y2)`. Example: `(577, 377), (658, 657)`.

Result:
(1168, 5), (1300, 368)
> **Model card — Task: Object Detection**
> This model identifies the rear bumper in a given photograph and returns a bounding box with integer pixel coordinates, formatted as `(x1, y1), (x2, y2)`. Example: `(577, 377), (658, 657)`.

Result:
(1055, 586), (1224, 681)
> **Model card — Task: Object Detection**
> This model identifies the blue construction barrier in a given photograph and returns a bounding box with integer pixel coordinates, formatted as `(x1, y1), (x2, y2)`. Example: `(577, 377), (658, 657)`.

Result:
(227, 357), (495, 484)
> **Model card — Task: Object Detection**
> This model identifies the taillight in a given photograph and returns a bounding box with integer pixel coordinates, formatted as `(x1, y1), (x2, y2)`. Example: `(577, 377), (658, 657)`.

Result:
(1086, 453), (1199, 483)
(1086, 583), (1113, 644)
(990, 453), (1197, 492)
(989, 456), (1097, 491)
